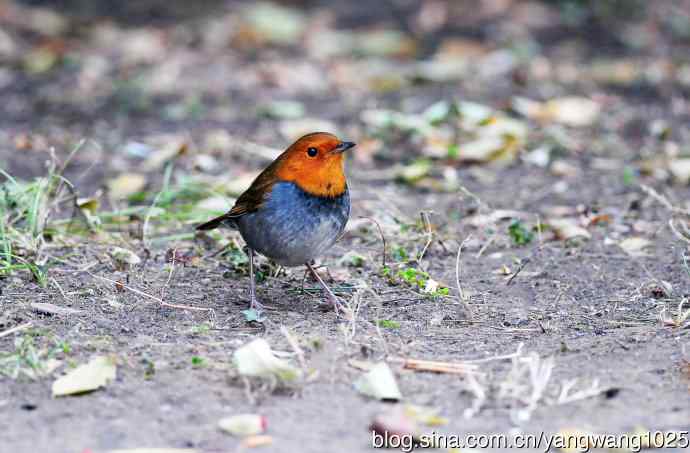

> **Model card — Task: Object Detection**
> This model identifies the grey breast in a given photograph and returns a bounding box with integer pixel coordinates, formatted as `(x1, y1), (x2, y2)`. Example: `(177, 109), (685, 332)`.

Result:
(237, 181), (350, 266)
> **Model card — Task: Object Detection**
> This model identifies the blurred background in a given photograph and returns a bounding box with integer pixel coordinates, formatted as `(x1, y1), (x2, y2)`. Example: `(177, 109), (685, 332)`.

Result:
(1, 0), (690, 210)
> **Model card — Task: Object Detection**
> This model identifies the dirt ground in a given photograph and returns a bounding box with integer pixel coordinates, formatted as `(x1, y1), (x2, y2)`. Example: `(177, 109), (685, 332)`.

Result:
(1, 1), (690, 452)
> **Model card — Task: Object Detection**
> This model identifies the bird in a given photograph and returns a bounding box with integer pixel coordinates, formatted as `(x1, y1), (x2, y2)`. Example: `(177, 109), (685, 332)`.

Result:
(197, 132), (355, 315)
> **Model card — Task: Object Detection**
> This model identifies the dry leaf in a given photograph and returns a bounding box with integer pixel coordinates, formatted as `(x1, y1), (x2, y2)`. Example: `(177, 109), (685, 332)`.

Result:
(109, 247), (142, 267)
(549, 218), (591, 241)
(142, 139), (188, 171)
(618, 237), (651, 257)
(218, 414), (267, 437)
(353, 362), (402, 400)
(395, 160), (432, 184)
(241, 2), (306, 45)
(668, 158), (690, 184)
(513, 96), (600, 127)
(196, 196), (233, 213)
(52, 356), (116, 397)
(233, 338), (301, 382)
(107, 173), (147, 199)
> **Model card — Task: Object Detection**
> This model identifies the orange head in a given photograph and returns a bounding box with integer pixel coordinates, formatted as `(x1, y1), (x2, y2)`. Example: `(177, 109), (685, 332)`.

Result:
(274, 132), (355, 198)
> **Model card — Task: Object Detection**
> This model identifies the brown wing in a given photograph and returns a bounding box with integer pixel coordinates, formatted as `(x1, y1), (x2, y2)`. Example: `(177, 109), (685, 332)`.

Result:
(196, 157), (282, 231)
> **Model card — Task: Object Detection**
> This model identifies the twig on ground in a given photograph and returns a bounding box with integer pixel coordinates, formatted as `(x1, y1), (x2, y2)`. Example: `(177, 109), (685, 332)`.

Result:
(417, 211), (434, 270)
(455, 235), (474, 318)
(0, 322), (33, 339)
(475, 233), (495, 258)
(51, 277), (71, 302)
(280, 326), (307, 371)
(359, 216), (387, 268)
(506, 257), (530, 285)
(669, 218), (690, 245)
(396, 357), (480, 375)
(640, 184), (690, 217)
(87, 272), (214, 313)
(555, 379), (605, 404)
(465, 343), (524, 363)
(463, 373), (487, 419)
(498, 348), (554, 423)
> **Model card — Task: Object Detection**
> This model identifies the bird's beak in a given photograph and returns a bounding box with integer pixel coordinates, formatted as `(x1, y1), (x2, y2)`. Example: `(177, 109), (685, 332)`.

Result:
(331, 141), (356, 154)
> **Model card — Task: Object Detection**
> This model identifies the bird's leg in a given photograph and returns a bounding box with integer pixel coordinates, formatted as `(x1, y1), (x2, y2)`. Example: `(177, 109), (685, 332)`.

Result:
(247, 248), (264, 312)
(305, 261), (347, 315)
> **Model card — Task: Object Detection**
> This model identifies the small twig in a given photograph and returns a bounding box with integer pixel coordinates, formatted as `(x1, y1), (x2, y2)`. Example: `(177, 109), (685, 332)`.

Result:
(0, 322), (33, 339)
(280, 326), (307, 371)
(464, 343), (524, 363)
(397, 357), (480, 375)
(475, 233), (495, 258)
(669, 218), (690, 245)
(51, 277), (71, 302)
(455, 235), (474, 318)
(417, 211), (434, 270)
(463, 373), (487, 419)
(359, 216), (387, 268)
(507, 245), (542, 286)
(640, 184), (690, 217)
(555, 379), (605, 405)
(86, 272), (213, 313)
(506, 257), (531, 285)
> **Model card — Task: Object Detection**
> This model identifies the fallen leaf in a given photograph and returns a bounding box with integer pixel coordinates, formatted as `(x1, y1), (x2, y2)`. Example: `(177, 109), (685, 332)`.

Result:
(241, 2), (306, 45)
(513, 96), (600, 127)
(223, 172), (260, 197)
(109, 247), (142, 268)
(353, 362), (402, 401)
(52, 356), (116, 397)
(195, 196), (233, 214)
(403, 404), (448, 427)
(395, 159), (432, 184)
(348, 359), (374, 371)
(355, 29), (416, 58)
(466, 209), (529, 228)
(549, 218), (591, 241)
(107, 173), (147, 199)
(523, 146), (551, 167)
(142, 139), (188, 171)
(458, 136), (506, 162)
(76, 197), (99, 214)
(233, 338), (301, 382)
(543, 97), (601, 127)
(218, 414), (267, 437)
(241, 308), (264, 323)
(618, 237), (651, 257)
(668, 158), (690, 184)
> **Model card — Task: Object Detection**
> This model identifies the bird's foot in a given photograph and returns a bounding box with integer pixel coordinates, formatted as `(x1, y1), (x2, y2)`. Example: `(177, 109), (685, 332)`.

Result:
(305, 262), (353, 319)
(241, 296), (266, 323)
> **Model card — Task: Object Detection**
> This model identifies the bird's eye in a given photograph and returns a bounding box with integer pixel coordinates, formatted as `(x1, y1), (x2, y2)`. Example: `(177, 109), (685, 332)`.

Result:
(307, 147), (318, 157)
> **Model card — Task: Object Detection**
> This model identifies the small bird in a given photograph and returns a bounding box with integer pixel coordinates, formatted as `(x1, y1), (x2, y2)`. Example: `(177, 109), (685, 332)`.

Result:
(197, 132), (355, 314)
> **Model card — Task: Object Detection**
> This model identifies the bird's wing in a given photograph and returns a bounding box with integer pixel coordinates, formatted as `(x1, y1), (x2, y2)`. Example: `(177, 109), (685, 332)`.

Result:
(226, 169), (276, 217)
(196, 158), (281, 231)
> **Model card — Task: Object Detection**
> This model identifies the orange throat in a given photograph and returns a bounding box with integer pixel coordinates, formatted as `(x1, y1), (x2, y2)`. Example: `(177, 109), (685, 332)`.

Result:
(276, 155), (347, 198)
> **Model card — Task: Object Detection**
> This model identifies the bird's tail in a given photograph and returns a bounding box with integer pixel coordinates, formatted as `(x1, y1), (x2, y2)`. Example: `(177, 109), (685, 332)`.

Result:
(196, 214), (231, 231)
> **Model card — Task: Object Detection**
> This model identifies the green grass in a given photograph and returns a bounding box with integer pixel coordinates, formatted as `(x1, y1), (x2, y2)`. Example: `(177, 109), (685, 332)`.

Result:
(0, 331), (70, 380)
